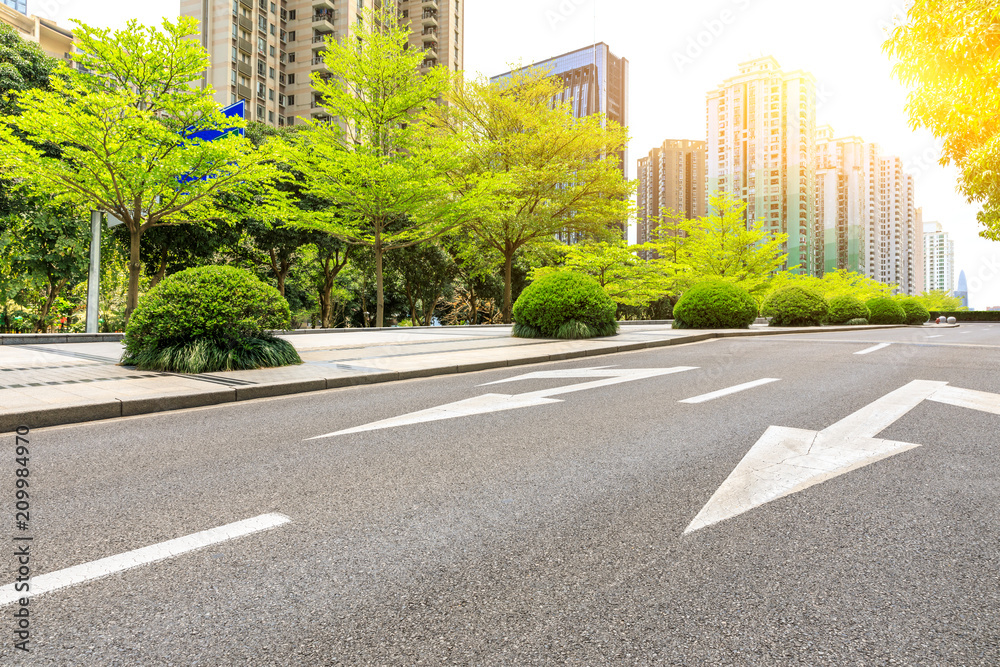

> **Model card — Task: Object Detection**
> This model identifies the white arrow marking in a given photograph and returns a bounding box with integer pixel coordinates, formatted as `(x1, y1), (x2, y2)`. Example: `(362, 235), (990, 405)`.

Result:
(309, 366), (698, 439)
(927, 385), (1000, 415)
(684, 380), (949, 534)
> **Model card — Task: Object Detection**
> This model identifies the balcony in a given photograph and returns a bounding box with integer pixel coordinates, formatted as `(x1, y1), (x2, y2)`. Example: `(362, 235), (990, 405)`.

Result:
(237, 60), (252, 77)
(311, 55), (329, 70)
(237, 84), (251, 99)
(238, 15), (252, 32)
(238, 38), (251, 54)
(421, 11), (438, 26)
(423, 42), (438, 57)
(313, 11), (336, 32)
(313, 0), (335, 8)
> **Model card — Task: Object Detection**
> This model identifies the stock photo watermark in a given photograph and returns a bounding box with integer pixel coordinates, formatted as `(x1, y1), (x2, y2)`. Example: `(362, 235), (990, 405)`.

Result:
(672, 0), (753, 73)
(544, 0), (592, 31)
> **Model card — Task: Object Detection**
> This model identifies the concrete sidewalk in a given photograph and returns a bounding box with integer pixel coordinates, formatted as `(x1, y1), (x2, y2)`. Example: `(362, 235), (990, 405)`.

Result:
(0, 323), (903, 432)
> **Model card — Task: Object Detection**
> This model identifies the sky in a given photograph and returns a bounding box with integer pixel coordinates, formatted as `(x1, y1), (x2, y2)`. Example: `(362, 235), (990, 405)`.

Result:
(34, 0), (1000, 308)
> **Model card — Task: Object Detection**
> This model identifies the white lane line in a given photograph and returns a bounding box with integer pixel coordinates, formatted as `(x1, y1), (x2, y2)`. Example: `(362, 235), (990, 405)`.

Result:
(855, 343), (891, 355)
(0, 513), (290, 606)
(679, 378), (780, 404)
(927, 335), (944, 338)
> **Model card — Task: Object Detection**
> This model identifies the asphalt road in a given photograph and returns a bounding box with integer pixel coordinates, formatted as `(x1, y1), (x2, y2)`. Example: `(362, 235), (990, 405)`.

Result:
(3, 325), (999, 665)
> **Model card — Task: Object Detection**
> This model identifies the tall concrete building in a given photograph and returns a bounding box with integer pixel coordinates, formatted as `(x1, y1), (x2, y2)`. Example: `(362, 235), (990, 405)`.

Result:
(0, 1), (74, 66)
(181, 0), (464, 127)
(924, 221), (955, 293)
(867, 154), (919, 294)
(493, 43), (629, 177)
(636, 139), (706, 249)
(814, 125), (866, 276)
(706, 56), (817, 274)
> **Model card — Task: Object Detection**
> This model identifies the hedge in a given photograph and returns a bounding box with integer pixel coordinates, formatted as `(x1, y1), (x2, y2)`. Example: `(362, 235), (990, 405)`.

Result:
(762, 286), (828, 327)
(865, 297), (907, 325)
(673, 280), (758, 329)
(929, 311), (1000, 322)
(512, 271), (618, 339)
(827, 295), (870, 325)
(121, 266), (300, 373)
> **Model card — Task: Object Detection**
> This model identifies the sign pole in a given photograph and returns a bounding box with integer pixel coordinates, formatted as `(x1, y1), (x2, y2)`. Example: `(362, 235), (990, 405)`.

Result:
(85, 210), (102, 334)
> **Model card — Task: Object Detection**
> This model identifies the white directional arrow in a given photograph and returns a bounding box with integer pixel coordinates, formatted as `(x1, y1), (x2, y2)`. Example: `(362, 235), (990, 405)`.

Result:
(685, 380), (1000, 534)
(308, 366), (698, 440)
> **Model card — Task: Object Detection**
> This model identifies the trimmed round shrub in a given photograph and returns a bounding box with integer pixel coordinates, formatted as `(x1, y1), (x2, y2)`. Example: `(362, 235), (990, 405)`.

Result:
(672, 280), (758, 329)
(865, 297), (907, 325)
(512, 271), (618, 339)
(899, 298), (931, 325)
(827, 294), (870, 325)
(122, 266), (300, 373)
(762, 286), (828, 327)
(845, 318), (869, 326)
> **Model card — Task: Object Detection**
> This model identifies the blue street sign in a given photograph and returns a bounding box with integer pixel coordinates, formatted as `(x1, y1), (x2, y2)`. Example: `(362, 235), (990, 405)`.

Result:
(183, 99), (246, 143)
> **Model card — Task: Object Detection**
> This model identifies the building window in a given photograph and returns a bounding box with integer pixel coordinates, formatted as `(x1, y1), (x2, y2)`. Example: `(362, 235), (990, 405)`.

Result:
(270, 45), (276, 56)
(288, 30), (295, 41)
(231, 46), (237, 62)
(270, 24), (276, 36)
(270, 2), (276, 13)
(269, 110), (274, 122)
(269, 89), (274, 100)
(288, 73), (295, 84)
(289, 52), (295, 62)
(289, 9), (296, 19)
(231, 69), (237, 84)
(269, 67), (275, 79)
(257, 104), (265, 118)
(287, 95), (295, 105)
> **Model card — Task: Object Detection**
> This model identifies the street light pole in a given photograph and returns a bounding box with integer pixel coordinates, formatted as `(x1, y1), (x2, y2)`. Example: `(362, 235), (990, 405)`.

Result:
(85, 210), (102, 334)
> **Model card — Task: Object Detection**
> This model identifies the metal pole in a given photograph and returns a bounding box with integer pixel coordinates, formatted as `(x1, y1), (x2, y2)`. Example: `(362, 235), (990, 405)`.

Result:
(85, 210), (102, 333)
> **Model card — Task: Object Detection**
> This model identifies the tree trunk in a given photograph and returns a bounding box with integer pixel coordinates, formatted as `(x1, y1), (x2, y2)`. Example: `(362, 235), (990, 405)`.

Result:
(403, 278), (418, 325)
(269, 249), (290, 296)
(503, 251), (514, 324)
(319, 281), (332, 328)
(375, 231), (385, 328)
(36, 277), (69, 333)
(125, 226), (143, 324)
(469, 286), (478, 325)
(150, 246), (168, 289)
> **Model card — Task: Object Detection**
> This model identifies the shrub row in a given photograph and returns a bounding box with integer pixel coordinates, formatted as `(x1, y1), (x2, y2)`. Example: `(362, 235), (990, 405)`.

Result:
(929, 311), (1000, 322)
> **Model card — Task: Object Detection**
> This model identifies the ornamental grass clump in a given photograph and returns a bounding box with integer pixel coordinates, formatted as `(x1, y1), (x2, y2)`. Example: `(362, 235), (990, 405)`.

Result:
(826, 294), (870, 325)
(672, 280), (758, 329)
(898, 298), (931, 325)
(865, 297), (907, 325)
(512, 271), (618, 339)
(762, 285), (828, 327)
(121, 266), (301, 373)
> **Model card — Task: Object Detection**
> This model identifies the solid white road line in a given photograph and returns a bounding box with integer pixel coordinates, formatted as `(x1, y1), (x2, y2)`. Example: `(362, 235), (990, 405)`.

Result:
(855, 343), (892, 355)
(679, 378), (780, 404)
(0, 513), (290, 606)
(926, 335), (944, 338)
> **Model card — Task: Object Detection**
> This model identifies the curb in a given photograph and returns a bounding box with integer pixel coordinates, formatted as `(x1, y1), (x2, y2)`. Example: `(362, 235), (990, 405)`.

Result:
(0, 325), (903, 433)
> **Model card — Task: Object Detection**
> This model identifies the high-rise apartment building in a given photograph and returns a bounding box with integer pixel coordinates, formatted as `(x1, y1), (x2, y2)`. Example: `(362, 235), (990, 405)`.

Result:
(814, 125), (866, 276)
(706, 56), (817, 274)
(493, 43), (629, 178)
(923, 221), (955, 293)
(0, 1), (74, 66)
(181, 0), (464, 127)
(636, 139), (706, 248)
(867, 154), (919, 294)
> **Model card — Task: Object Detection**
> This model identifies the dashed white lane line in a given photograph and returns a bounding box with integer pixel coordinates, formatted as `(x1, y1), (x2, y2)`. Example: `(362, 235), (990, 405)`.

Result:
(0, 513), (290, 606)
(679, 378), (781, 404)
(855, 343), (892, 355)
(927, 335), (944, 338)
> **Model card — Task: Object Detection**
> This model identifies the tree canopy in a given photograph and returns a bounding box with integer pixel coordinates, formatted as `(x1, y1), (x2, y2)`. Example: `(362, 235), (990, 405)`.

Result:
(885, 1), (1000, 239)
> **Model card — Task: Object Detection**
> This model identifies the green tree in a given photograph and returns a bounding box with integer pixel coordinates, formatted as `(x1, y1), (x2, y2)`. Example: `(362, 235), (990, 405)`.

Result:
(884, 1), (1000, 238)
(0, 18), (285, 320)
(290, 7), (480, 328)
(5, 209), (91, 331)
(532, 239), (671, 308)
(429, 68), (633, 322)
(682, 192), (789, 294)
(915, 289), (966, 311)
(388, 243), (457, 326)
(0, 23), (57, 222)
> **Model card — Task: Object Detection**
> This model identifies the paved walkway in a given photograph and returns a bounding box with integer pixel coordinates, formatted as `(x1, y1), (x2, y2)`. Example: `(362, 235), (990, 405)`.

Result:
(0, 323), (905, 432)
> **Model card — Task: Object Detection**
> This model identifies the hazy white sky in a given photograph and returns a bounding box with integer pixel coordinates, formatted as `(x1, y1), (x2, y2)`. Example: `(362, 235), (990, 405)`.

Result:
(38, 0), (1000, 307)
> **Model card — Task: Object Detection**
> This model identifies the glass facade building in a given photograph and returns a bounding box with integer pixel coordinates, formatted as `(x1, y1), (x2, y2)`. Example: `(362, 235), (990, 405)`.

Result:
(1, 0), (27, 15)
